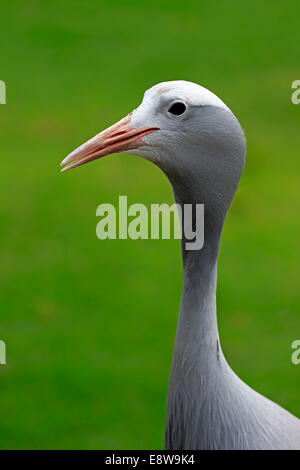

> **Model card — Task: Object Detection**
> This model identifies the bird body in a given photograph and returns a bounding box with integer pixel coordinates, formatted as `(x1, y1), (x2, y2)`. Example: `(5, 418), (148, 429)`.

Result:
(61, 80), (300, 450)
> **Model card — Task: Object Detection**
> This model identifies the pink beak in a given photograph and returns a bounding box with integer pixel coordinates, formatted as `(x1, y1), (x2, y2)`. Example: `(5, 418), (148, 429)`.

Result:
(60, 113), (159, 172)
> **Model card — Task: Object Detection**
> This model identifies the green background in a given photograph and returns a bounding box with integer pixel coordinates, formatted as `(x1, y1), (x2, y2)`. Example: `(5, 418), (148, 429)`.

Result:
(0, 0), (299, 449)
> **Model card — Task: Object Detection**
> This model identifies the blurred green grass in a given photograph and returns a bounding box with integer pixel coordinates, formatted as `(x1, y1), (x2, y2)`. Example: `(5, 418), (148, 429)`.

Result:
(0, 0), (300, 449)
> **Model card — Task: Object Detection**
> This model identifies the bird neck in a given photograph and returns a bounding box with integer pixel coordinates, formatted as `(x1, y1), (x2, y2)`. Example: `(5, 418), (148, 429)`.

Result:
(165, 181), (229, 448)
(170, 180), (227, 379)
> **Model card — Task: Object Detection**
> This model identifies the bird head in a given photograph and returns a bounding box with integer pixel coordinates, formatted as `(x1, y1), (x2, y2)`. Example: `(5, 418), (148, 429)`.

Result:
(61, 80), (245, 211)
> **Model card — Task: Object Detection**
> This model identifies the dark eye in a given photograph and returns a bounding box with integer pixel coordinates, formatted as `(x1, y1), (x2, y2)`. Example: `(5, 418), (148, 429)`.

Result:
(168, 102), (186, 116)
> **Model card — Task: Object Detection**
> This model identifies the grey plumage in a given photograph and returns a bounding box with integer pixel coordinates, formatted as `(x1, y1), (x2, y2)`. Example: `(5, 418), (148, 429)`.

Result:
(62, 80), (300, 450)
(133, 84), (300, 450)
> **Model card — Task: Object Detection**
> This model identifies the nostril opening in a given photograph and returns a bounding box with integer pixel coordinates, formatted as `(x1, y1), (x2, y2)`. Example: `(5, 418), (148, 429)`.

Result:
(109, 130), (127, 139)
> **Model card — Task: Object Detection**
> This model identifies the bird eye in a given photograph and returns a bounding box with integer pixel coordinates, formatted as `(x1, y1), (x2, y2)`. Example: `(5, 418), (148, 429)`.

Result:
(168, 102), (186, 116)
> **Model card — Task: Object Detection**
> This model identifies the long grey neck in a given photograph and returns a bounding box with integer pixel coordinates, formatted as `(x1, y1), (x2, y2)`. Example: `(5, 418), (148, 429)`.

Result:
(170, 180), (226, 378)
(164, 178), (230, 449)
(162, 108), (246, 449)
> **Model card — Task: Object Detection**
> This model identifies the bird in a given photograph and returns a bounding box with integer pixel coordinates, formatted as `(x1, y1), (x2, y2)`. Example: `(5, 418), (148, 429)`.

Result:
(61, 80), (300, 450)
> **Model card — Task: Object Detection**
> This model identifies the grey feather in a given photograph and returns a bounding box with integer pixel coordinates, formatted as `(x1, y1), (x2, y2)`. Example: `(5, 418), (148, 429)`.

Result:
(161, 105), (300, 450)
(65, 80), (300, 450)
